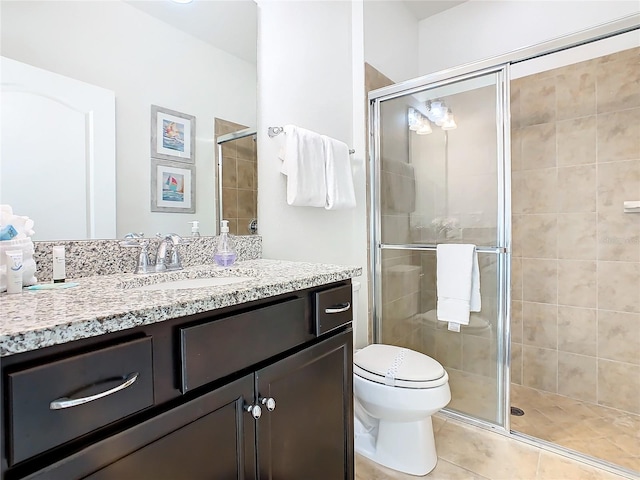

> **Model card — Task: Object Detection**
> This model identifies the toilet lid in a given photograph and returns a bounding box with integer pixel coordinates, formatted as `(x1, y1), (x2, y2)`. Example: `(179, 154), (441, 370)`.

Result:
(354, 344), (447, 389)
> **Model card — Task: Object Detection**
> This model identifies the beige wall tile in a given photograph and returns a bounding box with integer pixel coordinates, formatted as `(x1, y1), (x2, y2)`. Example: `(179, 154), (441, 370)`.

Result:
(511, 300), (523, 343)
(597, 108), (640, 162)
(511, 172), (524, 215)
(511, 127), (523, 172)
(598, 359), (640, 414)
(557, 306), (597, 356)
(598, 213), (640, 262)
(596, 55), (640, 113)
(556, 64), (596, 121)
(557, 260), (596, 308)
(236, 135), (255, 162)
(511, 342), (523, 385)
(598, 310), (640, 365)
(521, 168), (557, 214)
(557, 165), (596, 213)
(521, 123), (556, 170)
(523, 302), (557, 349)
(221, 157), (237, 189)
(236, 160), (255, 190)
(511, 256), (523, 301)
(510, 83), (521, 130)
(557, 213), (597, 260)
(520, 214), (557, 259)
(598, 261), (640, 313)
(520, 75), (556, 127)
(237, 189), (256, 218)
(511, 214), (523, 257)
(557, 351), (597, 403)
(221, 188), (238, 218)
(556, 116), (597, 166)
(522, 258), (557, 304)
(597, 160), (640, 213)
(381, 214), (411, 244)
(523, 345), (557, 393)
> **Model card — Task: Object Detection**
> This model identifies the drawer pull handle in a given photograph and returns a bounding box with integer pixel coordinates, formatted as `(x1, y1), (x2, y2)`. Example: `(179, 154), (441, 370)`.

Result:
(49, 372), (139, 410)
(325, 302), (351, 314)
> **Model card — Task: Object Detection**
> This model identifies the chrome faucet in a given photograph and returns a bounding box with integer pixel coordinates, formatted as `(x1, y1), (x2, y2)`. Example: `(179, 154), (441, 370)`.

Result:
(155, 233), (188, 272)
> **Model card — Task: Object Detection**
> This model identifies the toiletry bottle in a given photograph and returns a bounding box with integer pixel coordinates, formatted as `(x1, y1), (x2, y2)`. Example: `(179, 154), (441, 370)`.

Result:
(6, 250), (23, 294)
(213, 220), (236, 267)
(53, 245), (66, 283)
(188, 220), (201, 237)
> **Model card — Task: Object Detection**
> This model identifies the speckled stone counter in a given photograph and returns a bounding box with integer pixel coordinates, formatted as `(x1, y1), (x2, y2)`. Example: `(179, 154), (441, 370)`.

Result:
(0, 259), (362, 357)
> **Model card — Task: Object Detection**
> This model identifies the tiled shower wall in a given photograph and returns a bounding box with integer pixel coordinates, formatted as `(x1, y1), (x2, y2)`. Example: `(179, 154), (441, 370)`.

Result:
(510, 47), (640, 414)
(215, 118), (257, 236)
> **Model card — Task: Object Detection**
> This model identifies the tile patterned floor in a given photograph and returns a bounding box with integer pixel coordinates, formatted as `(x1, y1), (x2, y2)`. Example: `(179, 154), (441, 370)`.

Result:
(356, 415), (631, 480)
(510, 384), (640, 473)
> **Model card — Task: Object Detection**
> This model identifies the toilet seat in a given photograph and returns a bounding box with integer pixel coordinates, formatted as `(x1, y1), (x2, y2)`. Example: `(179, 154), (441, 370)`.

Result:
(354, 344), (448, 389)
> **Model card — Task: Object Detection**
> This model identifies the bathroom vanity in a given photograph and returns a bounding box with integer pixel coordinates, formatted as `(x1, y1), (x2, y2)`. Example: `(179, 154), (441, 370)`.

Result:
(0, 259), (360, 479)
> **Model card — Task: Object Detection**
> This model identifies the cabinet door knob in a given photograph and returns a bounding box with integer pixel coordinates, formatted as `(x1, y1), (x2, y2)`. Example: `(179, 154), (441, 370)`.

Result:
(260, 397), (276, 411)
(245, 404), (262, 419)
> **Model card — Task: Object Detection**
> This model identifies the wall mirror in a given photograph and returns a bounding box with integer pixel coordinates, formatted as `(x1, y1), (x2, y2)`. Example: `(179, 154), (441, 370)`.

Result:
(0, 0), (257, 241)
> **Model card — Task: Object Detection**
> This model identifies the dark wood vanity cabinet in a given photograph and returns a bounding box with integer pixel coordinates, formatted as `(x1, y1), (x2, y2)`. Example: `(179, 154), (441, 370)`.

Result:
(0, 281), (354, 480)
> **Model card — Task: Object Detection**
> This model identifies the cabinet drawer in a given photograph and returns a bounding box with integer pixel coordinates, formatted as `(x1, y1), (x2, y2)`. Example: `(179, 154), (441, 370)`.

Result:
(180, 297), (310, 393)
(7, 336), (154, 465)
(314, 283), (352, 336)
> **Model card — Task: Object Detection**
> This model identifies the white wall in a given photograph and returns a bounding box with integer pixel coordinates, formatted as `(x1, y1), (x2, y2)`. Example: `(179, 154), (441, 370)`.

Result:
(257, 0), (369, 346)
(1, 0), (256, 238)
(418, 0), (640, 75)
(363, 0), (419, 83)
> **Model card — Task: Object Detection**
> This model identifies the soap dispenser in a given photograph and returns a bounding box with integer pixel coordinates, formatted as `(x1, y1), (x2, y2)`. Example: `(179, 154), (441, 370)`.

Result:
(188, 220), (201, 237)
(213, 220), (236, 267)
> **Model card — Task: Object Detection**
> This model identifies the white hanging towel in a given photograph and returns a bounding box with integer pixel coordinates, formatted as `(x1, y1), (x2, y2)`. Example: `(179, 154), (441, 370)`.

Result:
(322, 135), (356, 210)
(436, 244), (481, 332)
(278, 124), (327, 207)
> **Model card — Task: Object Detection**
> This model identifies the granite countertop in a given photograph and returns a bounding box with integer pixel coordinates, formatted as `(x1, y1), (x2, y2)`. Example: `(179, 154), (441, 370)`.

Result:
(0, 259), (362, 357)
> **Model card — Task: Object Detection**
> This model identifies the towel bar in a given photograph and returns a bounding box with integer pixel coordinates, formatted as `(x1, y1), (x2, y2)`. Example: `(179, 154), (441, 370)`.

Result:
(268, 126), (355, 154)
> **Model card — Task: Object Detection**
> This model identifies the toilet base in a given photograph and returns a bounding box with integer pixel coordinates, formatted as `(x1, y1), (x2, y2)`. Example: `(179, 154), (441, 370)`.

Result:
(355, 415), (438, 476)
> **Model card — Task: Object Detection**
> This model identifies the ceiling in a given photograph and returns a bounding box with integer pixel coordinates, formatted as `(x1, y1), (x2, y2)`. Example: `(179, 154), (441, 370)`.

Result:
(125, 0), (257, 64)
(401, 0), (467, 20)
(125, 0), (466, 65)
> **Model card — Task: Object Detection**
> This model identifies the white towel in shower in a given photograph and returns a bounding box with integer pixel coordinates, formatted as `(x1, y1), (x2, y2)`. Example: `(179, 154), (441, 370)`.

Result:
(322, 135), (356, 210)
(279, 124), (327, 207)
(436, 244), (481, 331)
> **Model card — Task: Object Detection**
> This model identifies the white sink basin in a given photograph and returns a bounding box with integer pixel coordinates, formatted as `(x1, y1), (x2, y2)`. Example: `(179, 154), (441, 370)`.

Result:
(134, 276), (252, 291)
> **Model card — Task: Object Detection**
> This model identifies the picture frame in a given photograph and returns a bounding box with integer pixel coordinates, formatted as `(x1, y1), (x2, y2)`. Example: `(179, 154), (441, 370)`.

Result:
(151, 159), (196, 213)
(150, 105), (195, 164)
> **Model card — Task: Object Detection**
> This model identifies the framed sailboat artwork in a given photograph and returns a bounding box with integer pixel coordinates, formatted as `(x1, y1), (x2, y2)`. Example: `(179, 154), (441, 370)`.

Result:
(151, 159), (195, 213)
(150, 105), (195, 164)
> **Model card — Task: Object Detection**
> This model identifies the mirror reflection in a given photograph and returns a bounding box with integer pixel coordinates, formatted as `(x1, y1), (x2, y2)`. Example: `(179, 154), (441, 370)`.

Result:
(0, 0), (257, 240)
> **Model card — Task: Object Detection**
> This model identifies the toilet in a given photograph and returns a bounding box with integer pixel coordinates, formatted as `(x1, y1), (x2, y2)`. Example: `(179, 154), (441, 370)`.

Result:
(351, 282), (451, 476)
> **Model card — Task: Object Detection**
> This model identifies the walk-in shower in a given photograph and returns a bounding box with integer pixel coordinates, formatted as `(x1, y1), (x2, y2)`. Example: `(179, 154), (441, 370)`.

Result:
(369, 17), (639, 477)
(215, 119), (258, 235)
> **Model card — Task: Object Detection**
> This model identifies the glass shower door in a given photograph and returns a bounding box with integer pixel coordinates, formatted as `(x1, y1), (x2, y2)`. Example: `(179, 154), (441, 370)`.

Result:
(371, 66), (511, 427)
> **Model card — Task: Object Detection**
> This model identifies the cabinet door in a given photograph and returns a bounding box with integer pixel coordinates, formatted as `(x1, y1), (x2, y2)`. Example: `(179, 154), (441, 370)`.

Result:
(84, 374), (256, 480)
(256, 330), (354, 480)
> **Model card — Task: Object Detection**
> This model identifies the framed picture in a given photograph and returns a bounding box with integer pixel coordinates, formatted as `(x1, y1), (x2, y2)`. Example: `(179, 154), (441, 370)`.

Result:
(151, 159), (196, 213)
(150, 105), (195, 163)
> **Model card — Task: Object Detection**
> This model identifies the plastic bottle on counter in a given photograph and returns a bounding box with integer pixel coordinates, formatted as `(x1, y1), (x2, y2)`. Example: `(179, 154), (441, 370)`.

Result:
(188, 220), (201, 237)
(213, 220), (236, 267)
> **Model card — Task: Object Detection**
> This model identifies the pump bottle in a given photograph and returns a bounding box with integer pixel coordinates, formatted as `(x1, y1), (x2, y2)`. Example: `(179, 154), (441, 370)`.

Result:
(213, 220), (236, 267)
